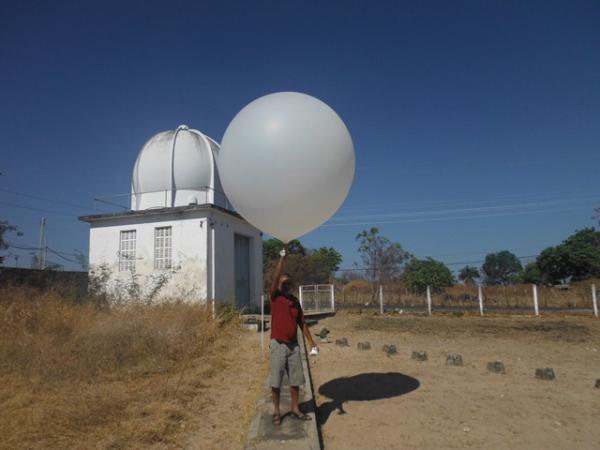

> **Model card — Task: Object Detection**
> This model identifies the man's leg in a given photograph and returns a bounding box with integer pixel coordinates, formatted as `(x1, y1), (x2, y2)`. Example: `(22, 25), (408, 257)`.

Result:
(269, 340), (285, 424)
(272, 387), (281, 417)
(290, 385), (301, 415)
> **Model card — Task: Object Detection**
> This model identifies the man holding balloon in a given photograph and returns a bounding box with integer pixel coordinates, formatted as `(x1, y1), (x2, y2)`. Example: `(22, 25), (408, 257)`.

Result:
(268, 245), (317, 424)
(218, 91), (355, 426)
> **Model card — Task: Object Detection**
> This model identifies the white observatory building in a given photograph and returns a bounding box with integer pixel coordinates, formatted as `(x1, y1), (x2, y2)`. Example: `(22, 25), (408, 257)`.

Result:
(79, 125), (263, 308)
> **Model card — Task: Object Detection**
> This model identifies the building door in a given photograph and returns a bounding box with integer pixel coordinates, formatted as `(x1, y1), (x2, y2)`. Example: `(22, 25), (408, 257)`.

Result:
(234, 234), (251, 308)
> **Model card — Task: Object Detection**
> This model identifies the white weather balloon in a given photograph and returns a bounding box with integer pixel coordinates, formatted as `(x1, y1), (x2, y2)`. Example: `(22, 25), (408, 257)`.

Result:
(218, 92), (355, 243)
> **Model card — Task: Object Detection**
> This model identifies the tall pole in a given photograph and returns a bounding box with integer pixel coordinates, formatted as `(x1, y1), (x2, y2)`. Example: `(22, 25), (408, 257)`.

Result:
(379, 285), (383, 314)
(427, 285), (432, 316)
(478, 285), (484, 316)
(592, 284), (598, 318)
(533, 284), (539, 316)
(38, 217), (46, 270)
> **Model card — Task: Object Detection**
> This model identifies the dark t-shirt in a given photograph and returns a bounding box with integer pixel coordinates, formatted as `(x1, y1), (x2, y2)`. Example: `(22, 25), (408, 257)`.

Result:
(270, 289), (304, 344)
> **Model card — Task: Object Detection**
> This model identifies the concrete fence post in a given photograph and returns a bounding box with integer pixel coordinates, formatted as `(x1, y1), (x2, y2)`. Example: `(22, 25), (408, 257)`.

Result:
(533, 284), (539, 316)
(478, 285), (484, 316)
(592, 284), (598, 318)
(427, 285), (432, 316)
(330, 284), (335, 311)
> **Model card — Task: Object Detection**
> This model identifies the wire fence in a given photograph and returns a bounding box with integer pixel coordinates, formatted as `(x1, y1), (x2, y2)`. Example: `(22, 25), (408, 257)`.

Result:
(333, 280), (600, 316)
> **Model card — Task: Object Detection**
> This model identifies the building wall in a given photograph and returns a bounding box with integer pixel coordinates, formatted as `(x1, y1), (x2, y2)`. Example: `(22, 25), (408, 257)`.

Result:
(87, 208), (262, 307)
(210, 210), (263, 309)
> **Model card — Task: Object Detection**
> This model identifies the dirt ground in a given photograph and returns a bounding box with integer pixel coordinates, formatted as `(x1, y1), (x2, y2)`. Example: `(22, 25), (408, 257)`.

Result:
(310, 313), (600, 450)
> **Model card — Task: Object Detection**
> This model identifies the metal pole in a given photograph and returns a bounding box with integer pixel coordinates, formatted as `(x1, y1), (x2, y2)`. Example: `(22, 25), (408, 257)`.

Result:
(330, 284), (335, 311)
(533, 284), (539, 316)
(592, 284), (598, 318)
(427, 285), (432, 316)
(299, 286), (303, 309)
(379, 285), (383, 314)
(315, 285), (319, 311)
(478, 285), (484, 316)
(260, 294), (265, 355)
(38, 217), (46, 270)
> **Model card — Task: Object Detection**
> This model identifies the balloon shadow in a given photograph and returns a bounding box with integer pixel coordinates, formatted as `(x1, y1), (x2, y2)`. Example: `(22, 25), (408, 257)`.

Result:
(317, 372), (420, 425)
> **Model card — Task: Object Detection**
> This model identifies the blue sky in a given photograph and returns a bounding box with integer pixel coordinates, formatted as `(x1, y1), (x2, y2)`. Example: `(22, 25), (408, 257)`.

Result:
(1, 0), (599, 272)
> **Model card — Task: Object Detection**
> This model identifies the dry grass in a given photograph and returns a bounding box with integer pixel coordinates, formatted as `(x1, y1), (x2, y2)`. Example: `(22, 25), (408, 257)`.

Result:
(0, 286), (258, 449)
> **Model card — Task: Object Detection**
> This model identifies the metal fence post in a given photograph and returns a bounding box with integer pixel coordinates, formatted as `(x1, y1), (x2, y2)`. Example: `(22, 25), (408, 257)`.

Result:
(592, 284), (598, 318)
(299, 286), (303, 309)
(478, 285), (484, 316)
(260, 294), (265, 355)
(315, 285), (319, 311)
(426, 285), (432, 316)
(533, 284), (539, 316)
(379, 285), (383, 314)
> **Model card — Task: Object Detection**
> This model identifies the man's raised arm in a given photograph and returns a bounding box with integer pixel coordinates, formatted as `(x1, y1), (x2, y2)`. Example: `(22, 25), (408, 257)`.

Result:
(270, 244), (288, 295)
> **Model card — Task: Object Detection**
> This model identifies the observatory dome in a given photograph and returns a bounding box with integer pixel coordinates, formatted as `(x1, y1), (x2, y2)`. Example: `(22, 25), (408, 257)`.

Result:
(131, 125), (228, 210)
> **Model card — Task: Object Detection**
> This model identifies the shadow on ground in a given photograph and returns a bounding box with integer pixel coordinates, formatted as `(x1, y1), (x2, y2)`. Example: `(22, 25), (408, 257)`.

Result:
(317, 372), (420, 425)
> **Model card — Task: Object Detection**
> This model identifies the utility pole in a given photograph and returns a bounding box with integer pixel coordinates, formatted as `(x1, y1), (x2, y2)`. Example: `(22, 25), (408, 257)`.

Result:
(38, 217), (46, 270)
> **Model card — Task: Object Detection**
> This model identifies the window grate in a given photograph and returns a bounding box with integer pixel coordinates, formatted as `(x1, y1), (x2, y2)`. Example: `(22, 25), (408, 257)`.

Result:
(119, 230), (136, 272)
(154, 226), (172, 269)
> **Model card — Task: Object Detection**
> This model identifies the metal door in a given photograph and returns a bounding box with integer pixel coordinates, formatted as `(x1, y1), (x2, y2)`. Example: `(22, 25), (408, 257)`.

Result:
(234, 234), (251, 307)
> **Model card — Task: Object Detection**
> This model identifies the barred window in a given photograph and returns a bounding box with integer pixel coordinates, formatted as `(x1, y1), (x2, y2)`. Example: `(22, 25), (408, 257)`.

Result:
(119, 230), (136, 272)
(154, 226), (172, 269)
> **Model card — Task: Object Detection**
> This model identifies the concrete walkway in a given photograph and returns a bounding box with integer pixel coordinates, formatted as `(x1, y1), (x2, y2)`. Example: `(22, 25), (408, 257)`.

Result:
(245, 336), (321, 450)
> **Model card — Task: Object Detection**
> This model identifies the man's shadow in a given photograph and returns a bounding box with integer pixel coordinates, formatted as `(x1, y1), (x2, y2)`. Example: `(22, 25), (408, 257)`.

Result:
(317, 372), (420, 425)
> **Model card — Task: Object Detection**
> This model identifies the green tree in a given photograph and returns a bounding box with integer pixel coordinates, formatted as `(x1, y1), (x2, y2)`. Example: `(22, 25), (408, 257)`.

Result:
(482, 250), (523, 285)
(403, 258), (455, 294)
(0, 220), (17, 250)
(262, 238), (305, 269)
(458, 265), (480, 285)
(355, 227), (410, 284)
(536, 228), (600, 283)
(519, 262), (543, 284)
(311, 247), (342, 274)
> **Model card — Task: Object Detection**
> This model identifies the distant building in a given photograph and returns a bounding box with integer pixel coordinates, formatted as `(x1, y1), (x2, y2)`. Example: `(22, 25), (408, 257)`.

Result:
(79, 125), (263, 308)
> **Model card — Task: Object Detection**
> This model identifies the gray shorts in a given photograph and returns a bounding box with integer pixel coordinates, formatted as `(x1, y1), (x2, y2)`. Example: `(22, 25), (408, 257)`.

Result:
(269, 339), (305, 388)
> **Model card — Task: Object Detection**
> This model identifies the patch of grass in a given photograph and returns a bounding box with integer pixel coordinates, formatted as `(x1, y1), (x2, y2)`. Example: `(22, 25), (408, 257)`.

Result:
(0, 286), (243, 449)
(353, 314), (594, 341)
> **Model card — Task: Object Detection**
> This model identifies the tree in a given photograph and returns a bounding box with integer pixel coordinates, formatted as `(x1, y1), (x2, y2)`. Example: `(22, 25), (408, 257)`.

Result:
(262, 240), (343, 289)
(262, 238), (305, 269)
(0, 220), (18, 251)
(482, 250), (523, 285)
(519, 262), (543, 284)
(403, 258), (455, 294)
(536, 228), (600, 284)
(355, 227), (410, 284)
(458, 265), (480, 285)
(311, 247), (342, 274)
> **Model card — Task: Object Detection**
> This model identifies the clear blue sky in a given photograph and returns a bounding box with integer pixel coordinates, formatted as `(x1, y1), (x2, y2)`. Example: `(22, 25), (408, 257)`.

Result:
(1, 0), (599, 272)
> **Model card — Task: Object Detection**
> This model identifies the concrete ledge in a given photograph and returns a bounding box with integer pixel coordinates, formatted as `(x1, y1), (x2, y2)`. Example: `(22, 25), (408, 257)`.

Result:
(244, 333), (322, 450)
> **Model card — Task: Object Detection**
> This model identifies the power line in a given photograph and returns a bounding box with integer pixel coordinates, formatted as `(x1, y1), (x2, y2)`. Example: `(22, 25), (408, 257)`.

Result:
(323, 206), (582, 227)
(0, 188), (98, 212)
(331, 198), (599, 222)
(0, 201), (78, 218)
(335, 254), (538, 272)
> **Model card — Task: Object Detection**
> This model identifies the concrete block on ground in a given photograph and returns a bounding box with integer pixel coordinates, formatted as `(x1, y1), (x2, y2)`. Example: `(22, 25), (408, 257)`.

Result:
(487, 361), (506, 374)
(411, 351), (428, 361)
(446, 354), (463, 366)
(335, 338), (349, 347)
(383, 344), (397, 355)
(535, 368), (556, 380)
(316, 328), (330, 339)
(357, 342), (371, 350)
